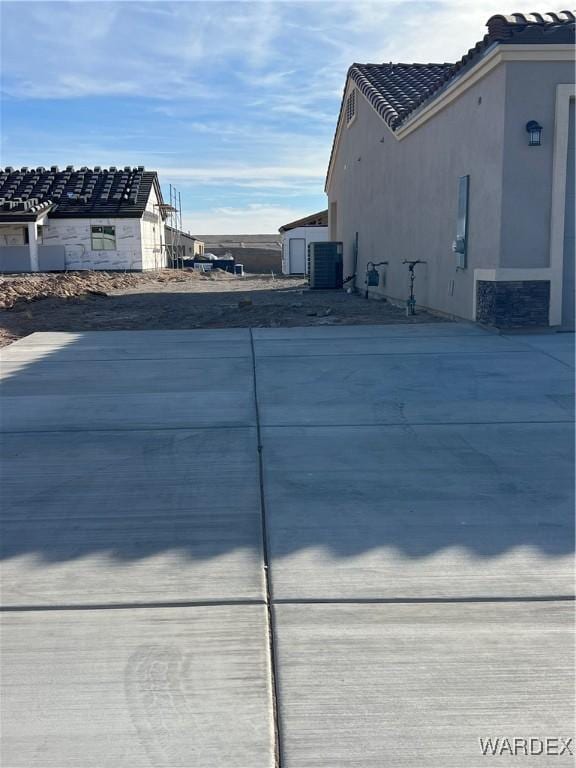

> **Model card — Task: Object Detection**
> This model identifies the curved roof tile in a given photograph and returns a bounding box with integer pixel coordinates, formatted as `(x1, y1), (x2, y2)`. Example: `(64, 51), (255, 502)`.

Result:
(0, 167), (163, 221)
(326, 9), (574, 188)
(348, 10), (574, 133)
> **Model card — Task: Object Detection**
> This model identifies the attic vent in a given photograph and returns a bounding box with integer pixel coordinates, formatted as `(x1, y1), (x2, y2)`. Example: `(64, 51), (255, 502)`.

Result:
(346, 89), (357, 125)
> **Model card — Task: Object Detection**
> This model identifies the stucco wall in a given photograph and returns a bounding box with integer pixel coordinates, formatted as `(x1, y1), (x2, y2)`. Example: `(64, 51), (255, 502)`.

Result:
(500, 61), (574, 268)
(562, 98), (575, 327)
(327, 66), (509, 319)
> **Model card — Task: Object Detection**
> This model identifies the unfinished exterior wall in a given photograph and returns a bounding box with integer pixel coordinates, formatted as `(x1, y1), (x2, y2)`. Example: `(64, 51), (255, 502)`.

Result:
(0, 224), (27, 246)
(164, 228), (204, 261)
(141, 184), (167, 270)
(40, 218), (143, 270)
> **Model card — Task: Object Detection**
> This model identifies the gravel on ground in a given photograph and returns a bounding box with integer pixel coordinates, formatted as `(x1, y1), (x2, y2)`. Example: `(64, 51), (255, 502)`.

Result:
(0, 269), (447, 347)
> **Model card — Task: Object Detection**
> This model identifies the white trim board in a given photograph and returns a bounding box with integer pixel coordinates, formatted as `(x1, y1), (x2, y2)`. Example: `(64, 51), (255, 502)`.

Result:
(549, 84), (575, 326)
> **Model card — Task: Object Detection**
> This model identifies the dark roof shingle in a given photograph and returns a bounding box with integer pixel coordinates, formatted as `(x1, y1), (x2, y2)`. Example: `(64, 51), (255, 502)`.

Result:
(326, 10), (574, 188)
(350, 63), (453, 131)
(348, 11), (576, 130)
(348, 10), (575, 132)
(0, 166), (163, 221)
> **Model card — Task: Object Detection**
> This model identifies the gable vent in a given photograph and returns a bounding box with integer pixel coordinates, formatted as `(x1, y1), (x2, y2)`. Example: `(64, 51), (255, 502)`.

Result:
(346, 89), (357, 124)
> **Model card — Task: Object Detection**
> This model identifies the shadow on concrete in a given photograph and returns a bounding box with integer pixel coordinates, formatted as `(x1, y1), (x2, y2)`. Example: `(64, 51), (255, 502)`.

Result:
(0, 317), (574, 574)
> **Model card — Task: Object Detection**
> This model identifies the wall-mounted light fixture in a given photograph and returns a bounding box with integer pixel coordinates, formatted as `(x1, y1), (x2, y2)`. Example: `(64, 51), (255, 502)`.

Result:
(526, 120), (543, 146)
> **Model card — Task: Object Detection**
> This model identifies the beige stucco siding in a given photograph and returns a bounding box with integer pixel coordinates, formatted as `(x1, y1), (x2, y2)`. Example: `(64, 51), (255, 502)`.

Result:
(328, 65), (510, 319)
(500, 61), (574, 268)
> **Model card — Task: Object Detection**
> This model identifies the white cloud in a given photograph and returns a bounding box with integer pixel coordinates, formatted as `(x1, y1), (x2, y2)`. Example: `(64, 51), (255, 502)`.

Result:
(365, 1), (531, 64)
(182, 202), (316, 235)
(0, 1), (283, 99)
(2, 0), (542, 101)
(3, 0), (545, 236)
(341, 0), (541, 64)
(157, 164), (326, 182)
(270, 103), (336, 123)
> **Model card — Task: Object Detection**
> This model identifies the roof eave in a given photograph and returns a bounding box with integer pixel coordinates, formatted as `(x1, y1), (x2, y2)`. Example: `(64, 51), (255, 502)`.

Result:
(150, 172), (168, 219)
(326, 36), (574, 190)
(279, 209), (329, 232)
(393, 41), (500, 131)
(48, 209), (147, 219)
(395, 41), (574, 137)
(0, 203), (56, 223)
(324, 67), (356, 193)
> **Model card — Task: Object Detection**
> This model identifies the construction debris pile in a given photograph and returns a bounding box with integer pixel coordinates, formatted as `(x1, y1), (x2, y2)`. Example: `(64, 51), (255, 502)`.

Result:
(0, 270), (207, 310)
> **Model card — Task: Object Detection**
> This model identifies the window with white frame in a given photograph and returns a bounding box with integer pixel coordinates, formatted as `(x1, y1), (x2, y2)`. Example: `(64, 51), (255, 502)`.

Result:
(91, 225), (116, 250)
(346, 89), (356, 125)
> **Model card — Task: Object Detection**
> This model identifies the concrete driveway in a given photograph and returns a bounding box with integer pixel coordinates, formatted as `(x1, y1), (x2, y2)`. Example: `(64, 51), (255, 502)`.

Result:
(1, 323), (574, 767)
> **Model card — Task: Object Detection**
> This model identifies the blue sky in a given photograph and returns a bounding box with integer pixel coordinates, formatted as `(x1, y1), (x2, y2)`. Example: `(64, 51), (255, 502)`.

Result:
(1, 0), (521, 233)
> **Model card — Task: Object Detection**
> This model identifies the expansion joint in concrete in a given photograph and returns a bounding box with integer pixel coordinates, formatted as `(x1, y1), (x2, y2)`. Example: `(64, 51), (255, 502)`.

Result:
(249, 328), (284, 768)
(0, 598), (266, 613)
(273, 595), (576, 605)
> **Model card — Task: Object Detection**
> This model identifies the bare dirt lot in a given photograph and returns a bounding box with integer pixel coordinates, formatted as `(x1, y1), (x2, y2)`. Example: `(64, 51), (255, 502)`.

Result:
(0, 269), (446, 346)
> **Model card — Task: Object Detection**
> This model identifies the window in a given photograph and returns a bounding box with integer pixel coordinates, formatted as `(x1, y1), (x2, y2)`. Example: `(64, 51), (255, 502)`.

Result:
(346, 89), (356, 125)
(91, 225), (116, 250)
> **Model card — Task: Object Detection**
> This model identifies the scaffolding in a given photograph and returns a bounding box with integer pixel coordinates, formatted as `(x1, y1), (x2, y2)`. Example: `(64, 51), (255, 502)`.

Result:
(160, 184), (183, 269)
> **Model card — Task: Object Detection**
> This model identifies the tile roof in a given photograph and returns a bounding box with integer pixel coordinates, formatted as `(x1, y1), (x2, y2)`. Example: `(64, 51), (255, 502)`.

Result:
(347, 10), (575, 132)
(0, 166), (163, 222)
(326, 10), (575, 190)
(350, 64), (453, 131)
(486, 10), (575, 38)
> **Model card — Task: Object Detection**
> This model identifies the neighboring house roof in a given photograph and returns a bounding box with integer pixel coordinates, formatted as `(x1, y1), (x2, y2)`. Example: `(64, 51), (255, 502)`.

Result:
(0, 166), (165, 222)
(326, 10), (575, 187)
(165, 225), (203, 242)
(279, 210), (328, 232)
